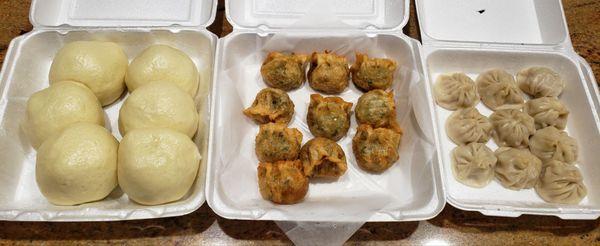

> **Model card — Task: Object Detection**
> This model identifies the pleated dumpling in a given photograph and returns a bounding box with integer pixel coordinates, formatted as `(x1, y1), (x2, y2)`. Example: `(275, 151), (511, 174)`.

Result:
(535, 160), (587, 204)
(494, 147), (542, 190)
(433, 73), (479, 110)
(445, 107), (493, 145)
(524, 97), (569, 130)
(517, 67), (565, 98)
(451, 143), (497, 188)
(490, 109), (536, 148)
(529, 126), (578, 164)
(476, 69), (524, 110)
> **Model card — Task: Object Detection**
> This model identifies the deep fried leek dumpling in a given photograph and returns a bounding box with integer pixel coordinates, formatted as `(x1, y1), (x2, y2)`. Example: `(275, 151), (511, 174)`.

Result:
(255, 123), (303, 162)
(260, 52), (309, 91)
(243, 88), (295, 124)
(352, 124), (402, 173)
(517, 67), (565, 98)
(445, 107), (493, 145)
(476, 69), (524, 110)
(529, 126), (578, 164)
(355, 89), (400, 131)
(307, 94), (353, 141)
(494, 147), (542, 190)
(535, 160), (587, 204)
(524, 97), (569, 130)
(308, 51), (349, 94)
(257, 160), (308, 204)
(300, 137), (347, 178)
(490, 109), (536, 148)
(350, 53), (397, 91)
(451, 143), (497, 188)
(433, 72), (479, 110)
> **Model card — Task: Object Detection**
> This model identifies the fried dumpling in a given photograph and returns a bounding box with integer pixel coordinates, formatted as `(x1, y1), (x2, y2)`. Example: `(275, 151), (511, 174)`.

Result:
(352, 124), (402, 173)
(255, 123), (303, 162)
(258, 160), (309, 204)
(524, 97), (569, 130)
(517, 67), (565, 98)
(355, 89), (400, 131)
(535, 160), (587, 204)
(350, 53), (397, 91)
(307, 94), (352, 141)
(476, 69), (524, 110)
(494, 147), (542, 190)
(308, 51), (349, 94)
(490, 109), (536, 148)
(433, 73), (479, 110)
(451, 143), (497, 188)
(529, 126), (578, 164)
(445, 107), (493, 145)
(243, 88), (295, 124)
(261, 52), (309, 91)
(300, 137), (347, 178)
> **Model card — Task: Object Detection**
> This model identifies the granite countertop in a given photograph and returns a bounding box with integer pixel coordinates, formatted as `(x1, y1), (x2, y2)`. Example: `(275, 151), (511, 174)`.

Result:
(1, 0), (599, 245)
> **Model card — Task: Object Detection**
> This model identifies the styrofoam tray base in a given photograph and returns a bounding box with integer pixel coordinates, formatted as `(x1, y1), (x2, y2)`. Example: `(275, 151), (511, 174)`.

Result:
(0, 28), (216, 221)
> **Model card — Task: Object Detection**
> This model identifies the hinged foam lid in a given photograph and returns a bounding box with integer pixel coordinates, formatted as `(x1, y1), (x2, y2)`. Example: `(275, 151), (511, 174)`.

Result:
(226, 0), (409, 31)
(30, 0), (217, 28)
(416, 0), (570, 46)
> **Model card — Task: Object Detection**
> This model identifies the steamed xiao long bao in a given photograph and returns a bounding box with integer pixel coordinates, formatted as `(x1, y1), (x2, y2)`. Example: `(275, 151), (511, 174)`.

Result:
(350, 53), (398, 91)
(490, 109), (536, 148)
(433, 72), (479, 110)
(445, 107), (493, 145)
(476, 69), (524, 110)
(260, 52), (309, 91)
(494, 147), (542, 190)
(535, 160), (587, 204)
(529, 126), (578, 164)
(451, 143), (497, 188)
(524, 97), (569, 130)
(517, 67), (565, 98)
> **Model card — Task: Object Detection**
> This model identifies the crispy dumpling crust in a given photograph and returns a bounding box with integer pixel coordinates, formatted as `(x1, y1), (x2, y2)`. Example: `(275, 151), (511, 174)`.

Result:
(257, 160), (309, 204)
(243, 88), (295, 125)
(255, 123), (303, 162)
(433, 73), (479, 110)
(300, 137), (347, 178)
(261, 52), (309, 91)
(350, 53), (397, 91)
(307, 94), (353, 141)
(355, 89), (401, 131)
(308, 51), (350, 94)
(352, 124), (402, 173)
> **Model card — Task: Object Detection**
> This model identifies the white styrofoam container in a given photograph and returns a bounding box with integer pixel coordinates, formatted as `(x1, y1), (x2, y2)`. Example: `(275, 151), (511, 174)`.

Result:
(415, 0), (600, 219)
(206, 0), (446, 222)
(0, 0), (218, 221)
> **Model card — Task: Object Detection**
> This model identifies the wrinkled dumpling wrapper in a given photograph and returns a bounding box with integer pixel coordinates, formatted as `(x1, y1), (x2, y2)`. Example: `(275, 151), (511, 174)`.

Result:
(529, 126), (578, 164)
(535, 160), (586, 204)
(490, 109), (536, 148)
(433, 73), (479, 110)
(446, 107), (493, 145)
(517, 67), (565, 98)
(494, 147), (542, 190)
(451, 143), (497, 188)
(477, 69), (524, 110)
(525, 97), (569, 130)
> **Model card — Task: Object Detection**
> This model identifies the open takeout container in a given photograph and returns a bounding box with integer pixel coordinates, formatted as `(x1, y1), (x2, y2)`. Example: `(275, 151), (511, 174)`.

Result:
(206, 0), (446, 222)
(415, 0), (600, 219)
(0, 0), (217, 221)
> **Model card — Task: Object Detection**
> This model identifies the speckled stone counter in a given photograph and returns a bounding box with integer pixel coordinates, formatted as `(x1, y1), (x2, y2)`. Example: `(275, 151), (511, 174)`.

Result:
(1, 0), (599, 245)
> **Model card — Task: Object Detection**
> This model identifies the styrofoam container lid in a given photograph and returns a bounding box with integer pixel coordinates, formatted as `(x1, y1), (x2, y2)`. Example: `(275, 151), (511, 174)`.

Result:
(226, 0), (409, 31)
(416, 0), (570, 46)
(30, 0), (217, 27)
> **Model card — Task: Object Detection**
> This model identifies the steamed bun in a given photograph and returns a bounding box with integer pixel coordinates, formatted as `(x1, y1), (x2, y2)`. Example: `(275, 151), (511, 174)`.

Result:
(125, 45), (199, 96)
(118, 128), (201, 205)
(49, 41), (128, 106)
(36, 123), (118, 205)
(25, 81), (105, 149)
(119, 82), (199, 138)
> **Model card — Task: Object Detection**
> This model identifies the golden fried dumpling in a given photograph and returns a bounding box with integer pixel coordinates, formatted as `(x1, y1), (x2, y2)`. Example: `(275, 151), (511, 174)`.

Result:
(307, 94), (353, 141)
(257, 160), (309, 204)
(433, 73), (479, 110)
(445, 107), (493, 145)
(451, 143), (497, 188)
(490, 109), (536, 148)
(494, 147), (542, 190)
(476, 69), (524, 110)
(308, 51), (349, 94)
(355, 89), (400, 131)
(255, 123), (303, 162)
(529, 126), (578, 164)
(535, 160), (587, 204)
(517, 67), (565, 98)
(261, 52), (309, 91)
(300, 137), (347, 178)
(352, 124), (402, 173)
(524, 97), (569, 130)
(350, 53), (397, 91)
(243, 88), (295, 124)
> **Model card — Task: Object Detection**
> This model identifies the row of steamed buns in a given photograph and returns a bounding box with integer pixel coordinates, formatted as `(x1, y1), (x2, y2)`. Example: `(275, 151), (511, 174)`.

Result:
(25, 41), (203, 206)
